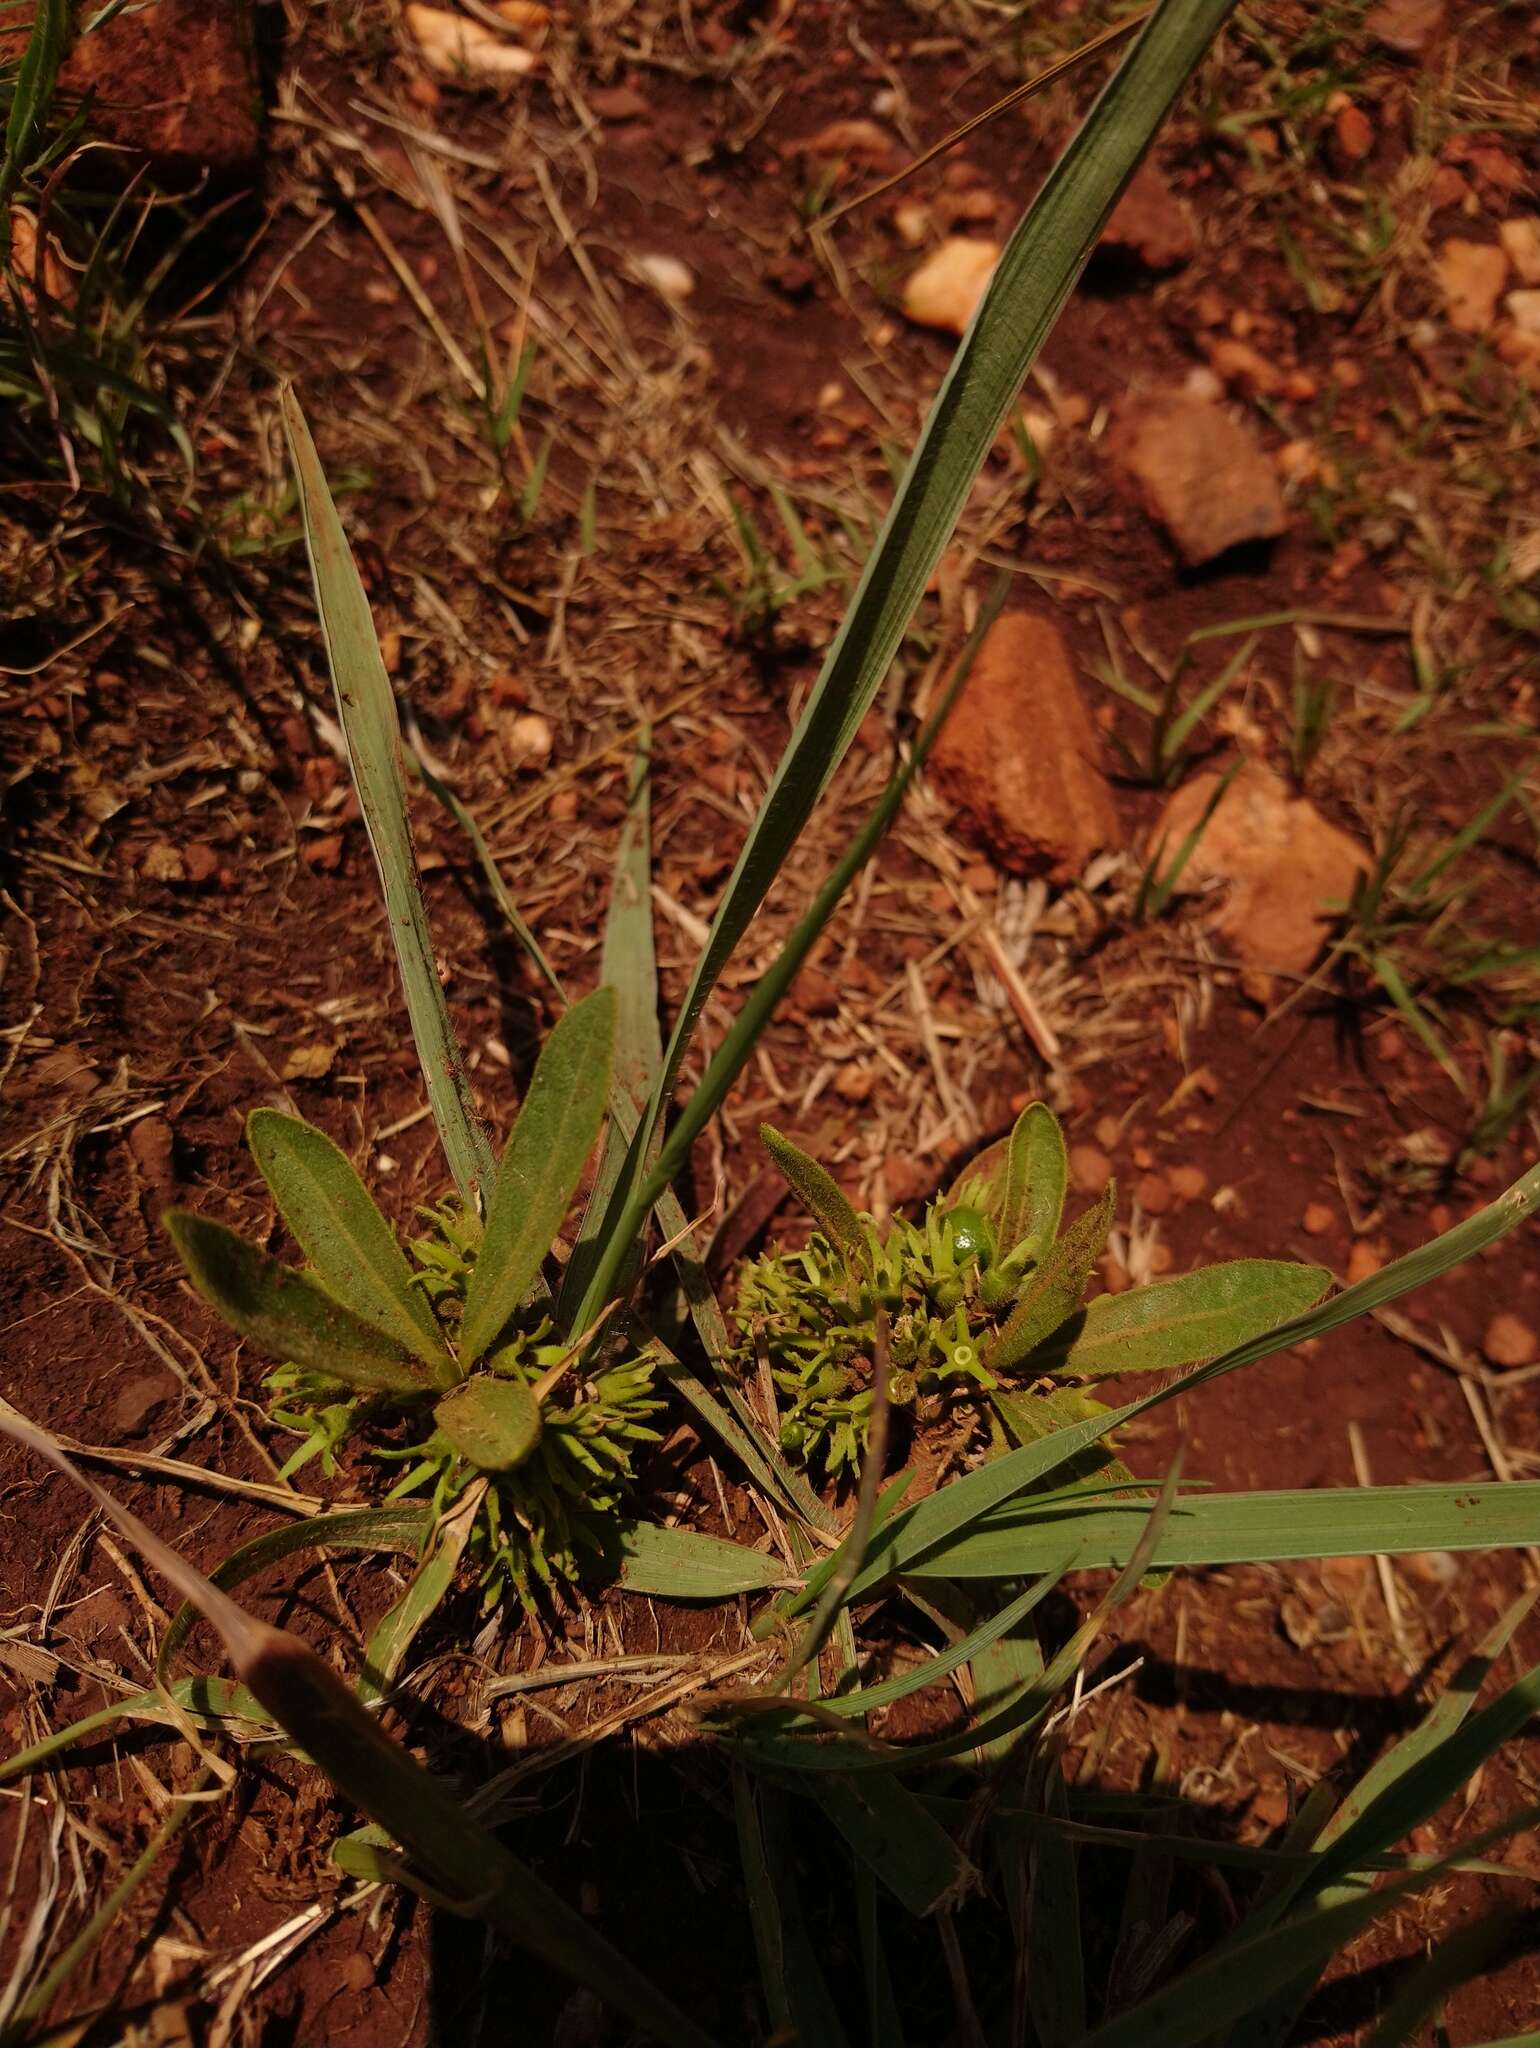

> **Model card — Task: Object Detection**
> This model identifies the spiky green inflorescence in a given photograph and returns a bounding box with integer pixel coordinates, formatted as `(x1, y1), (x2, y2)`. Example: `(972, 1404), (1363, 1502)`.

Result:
(733, 1185), (1035, 1476)
(266, 1201), (664, 1611)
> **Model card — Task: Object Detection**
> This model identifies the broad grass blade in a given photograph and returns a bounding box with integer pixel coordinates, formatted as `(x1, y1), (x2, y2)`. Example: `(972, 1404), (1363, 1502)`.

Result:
(581, 0), (1240, 1323)
(458, 986), (616, 1362)
(907, 1482), (1540, 1580)
(0, 0), (67, 207)
(1026, 1752), (1085, 2046)
(164, 1211), (426, 1393)
(856, 1870), (908, 2047)
(280, 386), (494, 1208)
(1, 1406), (714, 2048)
(615, 1521), (788, 1598)
(246, 1109), (451, 1373)
(1, 1677), (268, 1786)
(813, 1773), (973, 1916)
(735, 1773), (853, 2047)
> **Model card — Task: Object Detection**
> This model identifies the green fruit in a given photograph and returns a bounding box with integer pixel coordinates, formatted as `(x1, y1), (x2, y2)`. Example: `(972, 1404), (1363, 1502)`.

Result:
(944, 1205), (996, 1270)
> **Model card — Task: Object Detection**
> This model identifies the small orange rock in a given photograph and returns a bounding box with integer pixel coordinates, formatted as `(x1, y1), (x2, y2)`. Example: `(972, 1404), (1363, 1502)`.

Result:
(1136, 1170), (1173, 1216)
(1095, 1115), (1121, 1151)
(1345, 1240), (1383, 1284)
(1169, 1164), (1207, 1201)
(1333, 102), (1373, 164)
(304, 833), (344, 872)
(1302, 1201), (1335, 1237)
(1068, 1143), (1112, 1194)
(1100, 1255), (1131, 1296)
(1435, 238), (1509, 335)
(1483, 1312), (1538, 1369)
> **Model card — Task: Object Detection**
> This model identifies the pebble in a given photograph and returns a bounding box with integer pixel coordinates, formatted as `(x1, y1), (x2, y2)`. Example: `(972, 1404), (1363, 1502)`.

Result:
(1094, 1115), (1121, 1151)
(1068, 1143), (1112, 1194)
(1302, 1201), (1335, 1236)
(1345, 1240), (1383, 1284)
(901, 237), (1000, 336)
(1169, 1164), (1207, 1201)
(1136, 1170), (1173, 1216)
(1483, 1312), (1538, 1369)
(1333, 102), (1373, 164)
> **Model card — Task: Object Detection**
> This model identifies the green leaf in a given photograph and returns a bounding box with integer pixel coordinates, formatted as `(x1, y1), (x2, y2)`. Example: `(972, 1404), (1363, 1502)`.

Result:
(0, 1677), (268, 1787)
(0, 0), (68, 208)
(164, 1211), (426, 1393)
(572, 0), (1240, 1329)
(988, 1182), (1116, 1373)
(1025, 1758), (1085, 2047)
(459, 986), (616, 1362)
(433, 1378), (542, 1473)
(909, 1482), (1540, 1580)
(761, 1122), (866, 1268)
(280, 386), (494, 1209)
(998, 1100), (1067, 1252)
(615, 1521), (788, 1598)
(246, 1109), (452, 1376)
(735, 1774), (853, 2048)
(1040, 1260), (1332, 1379)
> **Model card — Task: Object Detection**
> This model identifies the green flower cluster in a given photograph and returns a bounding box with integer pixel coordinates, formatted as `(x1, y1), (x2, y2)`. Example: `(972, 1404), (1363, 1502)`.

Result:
(734, 1188), (1044, 1476)
(269, 1201), (664, 1610)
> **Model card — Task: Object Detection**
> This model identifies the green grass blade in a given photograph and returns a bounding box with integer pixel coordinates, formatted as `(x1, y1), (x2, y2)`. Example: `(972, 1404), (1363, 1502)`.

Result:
(907, 1482), (1540, 1579)
(1037, 1259), (1331, 1378)
(359, 1485), (483, 1706)
(246, 1109), (451, 1373)
(1361, 1914), (1520, 2048)
(164, 1211), (426, 1393)
(1025, 1756), (1085, 2046)
(856, 1871), (908, 2047)
(459, 986), (616, 1362)
(1079, 1808), (1540, 2048)
(813, 1773), (973, 1916)
(0, 1678), (267, 1787)
(615, 1522), (788, 1598)
(735, 1774), (853, 2047)
(160, 1505), (431, 1673)
(280, 386), (494, 1208)
(576, 0), (1238, 1324)
(0, 0), (67, 209)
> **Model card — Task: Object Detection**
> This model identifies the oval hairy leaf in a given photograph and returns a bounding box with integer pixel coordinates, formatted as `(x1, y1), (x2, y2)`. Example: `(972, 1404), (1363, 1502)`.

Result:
(998, 1100), (1067, 1252)
(433, 1378), (542, 1473)
(459, 986), (617, 1363)
(760, 1123), (866, 1269)
(616, 1522), (788, 1598)
(247, 1109), (451, 1374)
(165, 1211), (424, 1392)
(1043, 1259), (1333, 1379)
(987, 1182), (1116, 1374)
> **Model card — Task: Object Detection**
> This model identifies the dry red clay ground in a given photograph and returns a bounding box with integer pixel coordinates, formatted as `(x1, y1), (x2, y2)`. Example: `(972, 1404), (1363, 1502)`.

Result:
(1, 0), (1538, 2041)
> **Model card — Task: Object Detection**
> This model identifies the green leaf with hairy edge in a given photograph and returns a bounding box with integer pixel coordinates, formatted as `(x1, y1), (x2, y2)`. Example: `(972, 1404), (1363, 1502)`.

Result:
(560, 733), (661, 1324)
(906, 1482), (1540, 1580)
(360, 1486), (484, 1706)
(761, 1123), (865, 1268)
(998, 1101), (1067, 1252)
(246, 1109), (451, 1375)
(821, 1157), (1540, 1609)
(615, 1522), (788, 1598)
(1038, 1260), (1332, 1379)
(1078, 1808), (1540, 2048)
(0, 1677), (269, 1786)
(573, 0), (1241, 1331)
(433, 1378), (542, 1472)
(459, 986), (616, 1362)
(160, 1505), (432, 1675)
(988, 1182), (1115, 1372)
(813, 1773), (974, 1917)
(165, 1211), (426, 1393)
(280, 386), (494, 1209)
